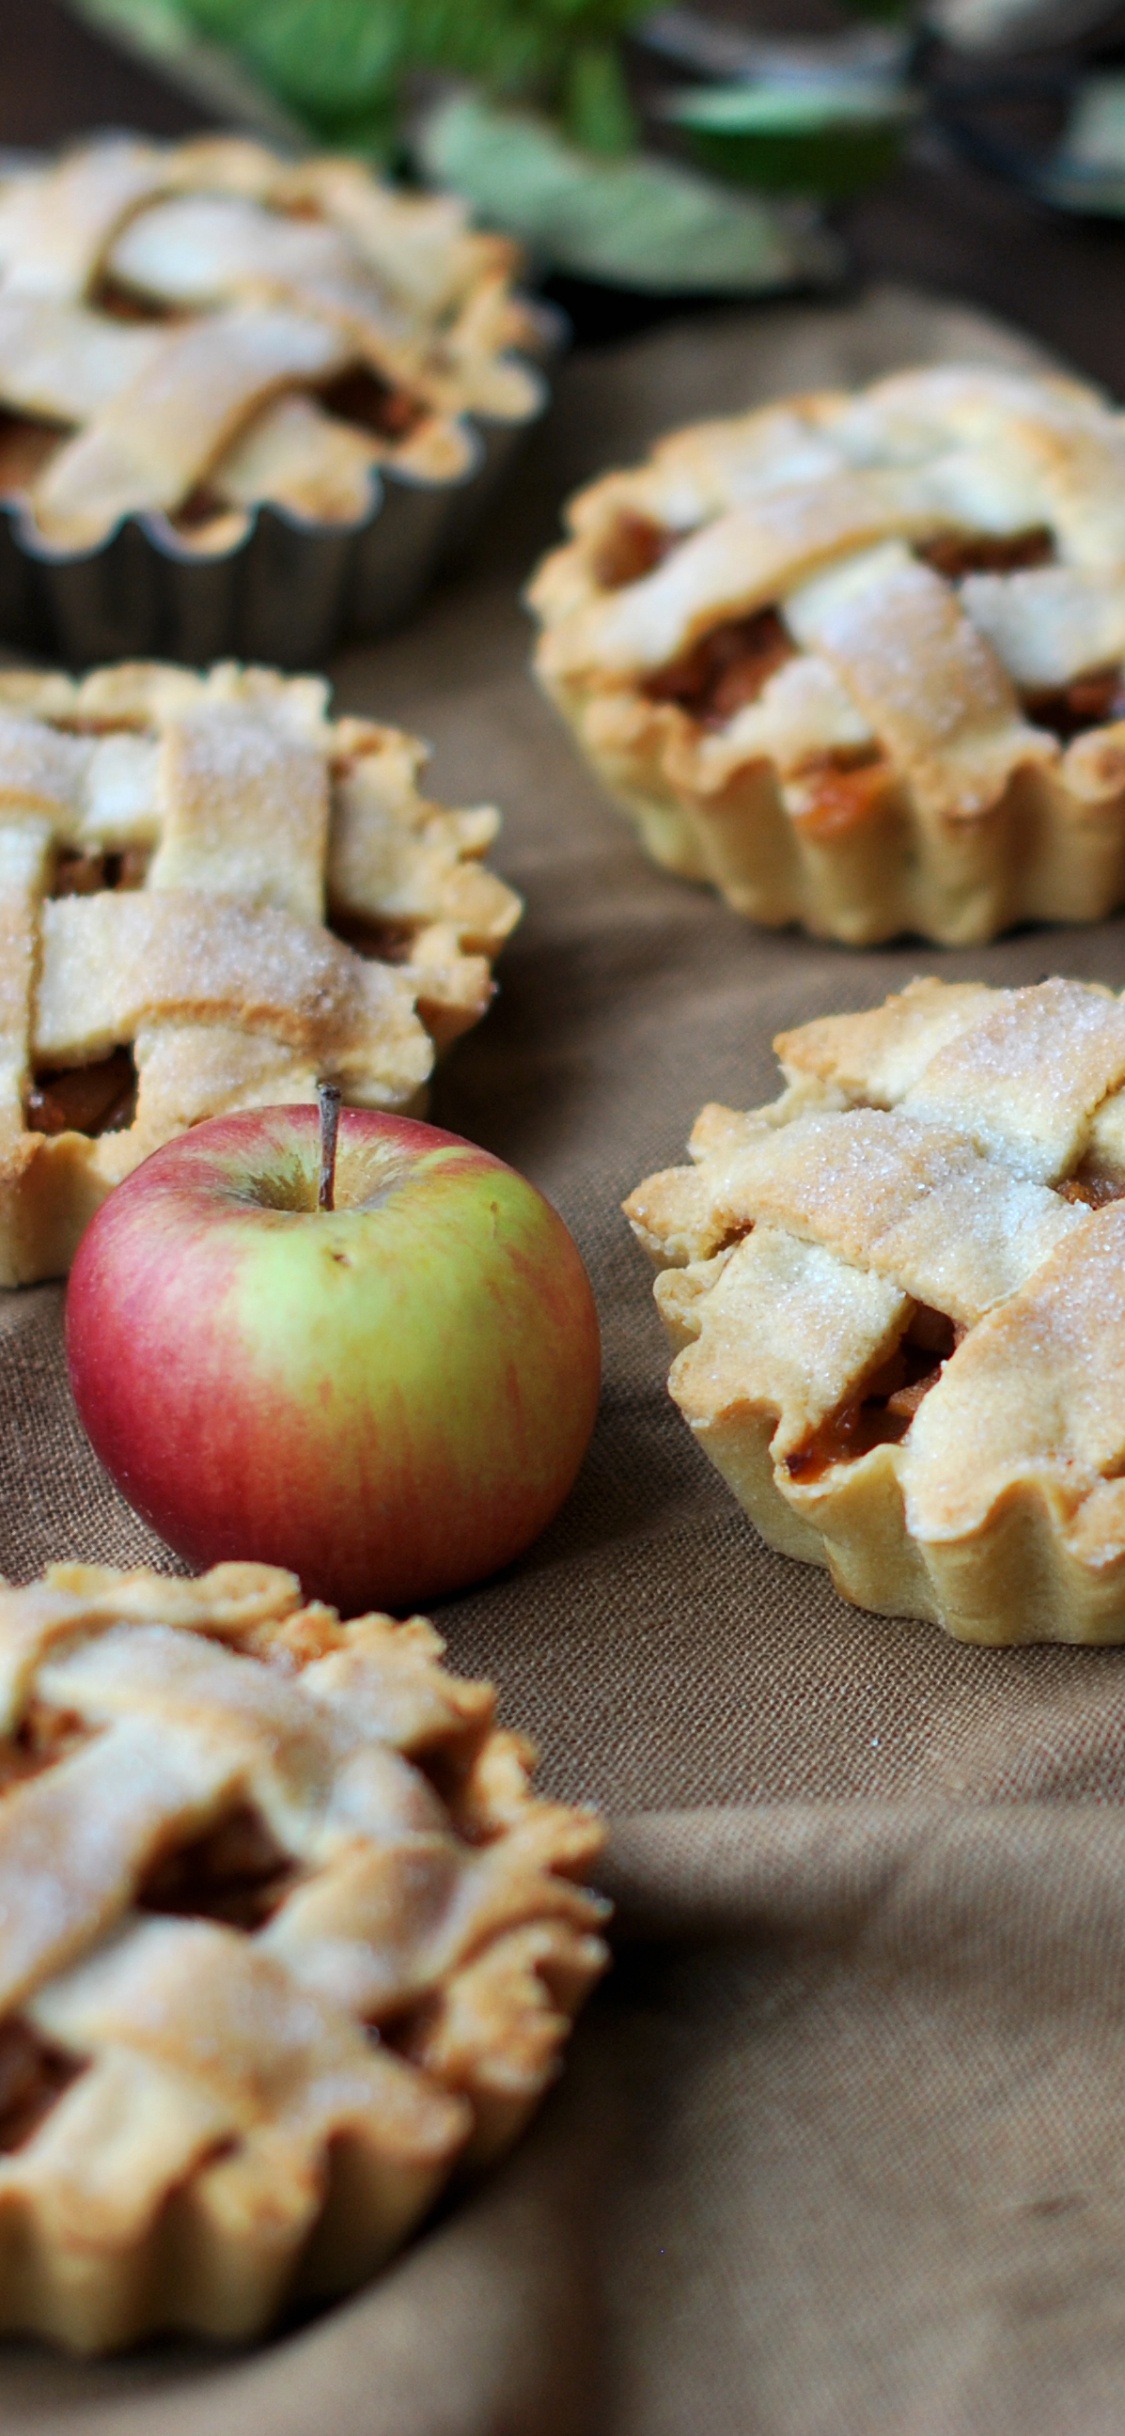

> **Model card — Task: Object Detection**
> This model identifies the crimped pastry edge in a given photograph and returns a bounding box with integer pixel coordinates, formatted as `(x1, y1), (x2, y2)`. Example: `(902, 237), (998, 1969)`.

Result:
(1, 376), (551, 674)
(627, 976), (1125, 1643)
(677, 1397), (1125, 1644)
(0, 1561), (609, 2353)
(528, 365), (1125, 950)
(537, 656), (1125, 951)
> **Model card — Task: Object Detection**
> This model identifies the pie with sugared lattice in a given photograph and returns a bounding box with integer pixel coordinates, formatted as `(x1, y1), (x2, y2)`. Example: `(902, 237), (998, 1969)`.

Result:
(626, 976), (1125, 1642)
(0, 134), (542, 550)
(0, 1559), (606, 2351)
(530, 366), (1125, 945)
(0, 658), (520, 1283)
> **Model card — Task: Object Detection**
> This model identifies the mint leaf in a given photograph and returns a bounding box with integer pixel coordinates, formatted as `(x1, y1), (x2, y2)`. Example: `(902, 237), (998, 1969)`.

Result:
(563, 42), (638, 154)
(416, 93), (844, 290)
(195, 0), (404, 113)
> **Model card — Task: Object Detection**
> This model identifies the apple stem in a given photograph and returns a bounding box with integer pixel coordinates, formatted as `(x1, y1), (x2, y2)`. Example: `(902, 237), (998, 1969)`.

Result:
(317, 1081), (341, 1213)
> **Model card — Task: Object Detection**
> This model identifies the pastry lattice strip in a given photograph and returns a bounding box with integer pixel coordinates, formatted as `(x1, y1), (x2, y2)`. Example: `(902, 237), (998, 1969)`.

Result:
(530, 367), (1125, 945)
(0, 136), (541, 548)
(0, 659), (521, 1284)
(626, 977), (1125, 1643)
(0, 1561), (607, 2352)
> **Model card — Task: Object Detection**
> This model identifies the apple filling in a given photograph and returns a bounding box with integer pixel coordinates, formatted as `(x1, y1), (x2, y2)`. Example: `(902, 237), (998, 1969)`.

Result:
(318, 366), (424, 443)
(914, 526), (1055, 579)
(1060, 1162), (1125, 1208)
(785, 1305), (962, 1485)
(31, 849), (150, 1137)
(909, 528), (1125, 740)
(786, 745), (892, 842)
(174, 483), (232, 533)
(0, 2020), (83, 2153)
(645, 608), (796, 727)
(0, 1698), (91, 1795)
(52, 848), (149, 896)
(0, 411), (60, 498)
(1022, 666), (1125, 740)
(594, 513), (681, 590)
(27, 1049), (137, 1139)
(139, 1802), (300, 1932)
(332, 911), (417, 966)
(88, 274), (178, 325)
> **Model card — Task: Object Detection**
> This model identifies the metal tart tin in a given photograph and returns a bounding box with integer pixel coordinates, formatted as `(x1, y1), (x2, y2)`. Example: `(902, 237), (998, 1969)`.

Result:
(0, 356), (554, 671)
(0, 142), (560, 668)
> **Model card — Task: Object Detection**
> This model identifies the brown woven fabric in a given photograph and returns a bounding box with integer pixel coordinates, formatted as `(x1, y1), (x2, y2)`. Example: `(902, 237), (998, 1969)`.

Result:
(6, 287), (1125, 2431)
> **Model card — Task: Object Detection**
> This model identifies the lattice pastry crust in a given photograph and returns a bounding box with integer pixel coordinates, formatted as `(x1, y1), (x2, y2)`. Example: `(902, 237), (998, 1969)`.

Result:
(0, 135), (542, 550)
(625, 976), (1125, 1643)
(0, 1560), (606, 2352)
(0, 658), (520, 1284)
(530, 366), (1125, 946)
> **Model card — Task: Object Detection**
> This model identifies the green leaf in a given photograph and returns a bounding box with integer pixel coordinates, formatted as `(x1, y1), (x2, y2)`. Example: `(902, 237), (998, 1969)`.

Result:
(107, 0), (650, 143)
(196, 0), (405, 113)
(181, 0), (263, 37)
(415, 93), (844, 290)
(563, 42), (638, 155)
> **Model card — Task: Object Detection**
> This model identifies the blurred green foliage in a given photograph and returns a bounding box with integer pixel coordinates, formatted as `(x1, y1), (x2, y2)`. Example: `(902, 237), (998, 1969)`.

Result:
(178, 0), (647, 154)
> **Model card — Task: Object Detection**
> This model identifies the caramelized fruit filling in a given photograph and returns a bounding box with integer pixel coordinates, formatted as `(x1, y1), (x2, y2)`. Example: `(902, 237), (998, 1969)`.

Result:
(53, 848), (149, 896)
(1059, 1163), (1125, 1208)
(332, 911), (417, 965)
(89, 275), (176, 324)
(0, 1700), (90, 1796)
(320, 366), (423, 441)
(785, 1307), (961, 1483)
(0, 2021), (82, 2152)
(788, 746), (891, 841)
(0, 413), (58, 495)
(915, 526), (1055, 579)
(646, 608), (796, 726)
(594, 513), (679, 590)
(1022, 666), (1125, 740)
(139, 1803), (299, 1931)
(28, 1050), (137, 1139)
(175, 484), (230, 532)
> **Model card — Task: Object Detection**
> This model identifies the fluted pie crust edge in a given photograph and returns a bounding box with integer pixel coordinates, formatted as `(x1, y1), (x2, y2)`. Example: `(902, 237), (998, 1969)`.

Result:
(627, 977), (1125, 1643)
(0, 1561), (607, 2352)
(531, 366), (1125, 947)
(0, 658), (521, 1285)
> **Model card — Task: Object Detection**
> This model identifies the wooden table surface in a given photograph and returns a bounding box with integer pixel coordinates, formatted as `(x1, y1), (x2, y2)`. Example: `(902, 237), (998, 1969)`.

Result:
(3, 0), (1125, 391)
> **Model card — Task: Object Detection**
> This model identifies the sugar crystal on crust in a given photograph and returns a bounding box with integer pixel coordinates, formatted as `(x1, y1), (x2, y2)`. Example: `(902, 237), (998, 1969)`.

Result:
(0, 1561), (607, 2350)
(530, 366), (1125, 945)
(0, 658), (520, 1283)
(0, 134), (543, 545)
(627, 976), (1125, 1642)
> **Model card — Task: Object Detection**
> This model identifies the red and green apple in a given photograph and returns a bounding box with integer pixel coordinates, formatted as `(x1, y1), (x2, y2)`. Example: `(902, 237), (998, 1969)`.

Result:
(65, 1103), (600, 1614)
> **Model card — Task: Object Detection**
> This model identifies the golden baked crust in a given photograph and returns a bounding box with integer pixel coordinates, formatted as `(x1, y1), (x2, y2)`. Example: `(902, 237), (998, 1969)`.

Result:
(626, 976), (1125, 1643)
(0, 136), (542, 550)
(0, 659), (521, 1284)
(0, 1559), (606, 2352)
(530, 366), (1125, 946)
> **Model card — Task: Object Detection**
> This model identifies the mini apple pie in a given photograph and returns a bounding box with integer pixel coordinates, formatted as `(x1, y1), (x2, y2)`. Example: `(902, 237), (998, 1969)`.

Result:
(0, 658), (521, 1284)
(531, 366), (1125, 946)
(0, 1559), (607, 2352)
(0, 133), (543, 552)
(626, 976), (1125, 1643)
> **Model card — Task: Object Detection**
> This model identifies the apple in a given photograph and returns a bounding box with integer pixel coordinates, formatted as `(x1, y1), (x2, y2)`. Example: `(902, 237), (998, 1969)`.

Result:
(65, 1101), (600, 1614)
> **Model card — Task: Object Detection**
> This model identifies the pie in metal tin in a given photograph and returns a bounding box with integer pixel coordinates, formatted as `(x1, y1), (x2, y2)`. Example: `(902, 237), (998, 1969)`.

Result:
(531, 366), (1125, 946)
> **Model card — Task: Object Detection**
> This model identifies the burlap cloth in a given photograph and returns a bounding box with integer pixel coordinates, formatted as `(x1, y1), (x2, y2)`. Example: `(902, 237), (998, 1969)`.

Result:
(7, 284), (1125, 2432)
